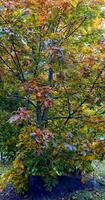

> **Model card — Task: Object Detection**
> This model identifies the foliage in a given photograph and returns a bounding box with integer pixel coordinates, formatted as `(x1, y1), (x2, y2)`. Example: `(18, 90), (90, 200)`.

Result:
(0, 81), (24, 162)
(0, 0), (105, 192)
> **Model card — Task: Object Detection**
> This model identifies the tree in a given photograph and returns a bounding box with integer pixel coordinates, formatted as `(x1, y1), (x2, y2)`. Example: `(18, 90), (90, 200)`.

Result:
(0, 0), (105, 192)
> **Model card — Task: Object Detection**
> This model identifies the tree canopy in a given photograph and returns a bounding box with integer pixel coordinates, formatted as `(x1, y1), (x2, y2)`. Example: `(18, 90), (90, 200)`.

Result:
(0, 0), (105, 192)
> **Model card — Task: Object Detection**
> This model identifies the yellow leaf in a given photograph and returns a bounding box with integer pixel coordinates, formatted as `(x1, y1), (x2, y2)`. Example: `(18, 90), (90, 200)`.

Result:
(85, 155), (95, 161)
(82, 125), (88, 134)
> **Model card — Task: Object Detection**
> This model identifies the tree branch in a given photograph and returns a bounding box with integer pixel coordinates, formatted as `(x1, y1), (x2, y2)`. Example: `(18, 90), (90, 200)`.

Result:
(64, 65), (105, 125)
(59, 16), (87, 45)
(0, 55), (17, 78)
(11, 40), (25, 82)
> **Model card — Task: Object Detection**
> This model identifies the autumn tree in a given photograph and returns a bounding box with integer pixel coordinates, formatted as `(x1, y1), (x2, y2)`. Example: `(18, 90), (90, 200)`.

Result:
(0, 0), (105, 191)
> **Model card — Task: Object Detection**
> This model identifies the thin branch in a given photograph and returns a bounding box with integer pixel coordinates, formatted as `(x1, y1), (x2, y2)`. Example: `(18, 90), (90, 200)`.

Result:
(95, 105), (105, 114)
(0, 14), (9, 25)
(0, 55), (17, 77)
(11, 40), (25, 82)
(46, 115), (83, 121)
(64, 65), (105, 125)
(0, 44), (17, 65)
(0, 44), (23, 81)
(59, 16), (87, 45)
(0, 23), (25, 82)
(6, 93), (36, 108)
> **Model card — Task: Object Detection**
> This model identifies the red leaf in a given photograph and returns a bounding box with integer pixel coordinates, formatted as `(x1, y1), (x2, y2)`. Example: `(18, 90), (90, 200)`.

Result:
(44, 99), (52, 108)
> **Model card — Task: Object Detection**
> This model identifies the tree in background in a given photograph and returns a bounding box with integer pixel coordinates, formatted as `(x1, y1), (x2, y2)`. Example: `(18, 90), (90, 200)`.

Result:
(0, 0), (105, 192)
